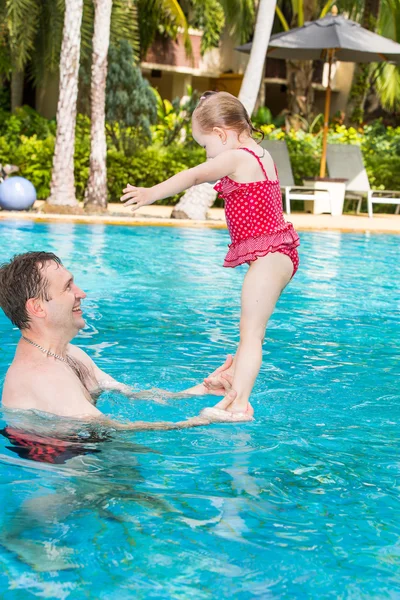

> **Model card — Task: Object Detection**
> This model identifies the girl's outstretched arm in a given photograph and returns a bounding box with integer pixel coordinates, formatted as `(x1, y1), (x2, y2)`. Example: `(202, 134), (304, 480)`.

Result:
(120, 150), (240, 211)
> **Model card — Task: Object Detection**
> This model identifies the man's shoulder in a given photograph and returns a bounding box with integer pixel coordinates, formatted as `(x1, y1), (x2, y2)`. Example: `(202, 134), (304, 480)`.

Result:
(3, 358), (75, 402)
(67, 343), (94, 366)
(1, 357), (101, 416)
(2, 362), (44, 409)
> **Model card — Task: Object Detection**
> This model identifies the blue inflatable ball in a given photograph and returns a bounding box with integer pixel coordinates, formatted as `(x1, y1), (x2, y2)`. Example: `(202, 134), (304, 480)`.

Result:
(0, 176), (37, 211)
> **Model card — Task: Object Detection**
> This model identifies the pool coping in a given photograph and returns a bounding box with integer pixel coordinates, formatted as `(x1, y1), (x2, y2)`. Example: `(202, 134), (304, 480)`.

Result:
(1, 204), (400, 234)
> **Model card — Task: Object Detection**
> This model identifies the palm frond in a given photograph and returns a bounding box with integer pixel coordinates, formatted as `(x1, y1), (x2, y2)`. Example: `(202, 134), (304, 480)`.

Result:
(380, 0), (400, 40)
(80, 0), (139, 71)
(275, 5), (290, 30)
(374, 0), (400, 111)
(218, 0), (256, 43)
(30, 0), (64, 84)
(332, 0), (364, 21)
(319, 0), (335, 17)
(375, 62), (400, 111)
(110, 0), (139, 60)
(190, 0), (225, 53)
(6, 0), (41, 70)
(81, 0), (94, 61)
(159, 0), (192, 55)
(136, 0), (191, 58)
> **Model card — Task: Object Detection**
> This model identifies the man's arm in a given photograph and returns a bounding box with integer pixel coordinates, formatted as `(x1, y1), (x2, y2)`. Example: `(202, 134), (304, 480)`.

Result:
(2, 368), (215, 429)
(69, 344), (234, 400)
(91, 414), (212, 431)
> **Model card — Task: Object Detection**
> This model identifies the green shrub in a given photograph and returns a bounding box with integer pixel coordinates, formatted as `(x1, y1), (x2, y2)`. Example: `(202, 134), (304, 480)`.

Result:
(0, 106), (56, 142)
(152, 86), (200, 147)
(0, 112), (205, 202)
(107, 145), (206, 203)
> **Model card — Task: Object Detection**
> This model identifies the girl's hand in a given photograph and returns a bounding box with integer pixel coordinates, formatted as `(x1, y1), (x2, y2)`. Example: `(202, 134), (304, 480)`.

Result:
(120, 185), (154, 210)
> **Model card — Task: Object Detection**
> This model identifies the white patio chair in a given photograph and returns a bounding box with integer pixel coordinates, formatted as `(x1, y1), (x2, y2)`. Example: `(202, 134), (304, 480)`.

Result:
(261, 139), (330, 215)
(327, 144), (400, 218)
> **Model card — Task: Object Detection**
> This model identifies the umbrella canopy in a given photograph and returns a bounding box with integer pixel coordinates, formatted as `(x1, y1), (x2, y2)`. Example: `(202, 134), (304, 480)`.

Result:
(237, 14), (400, 64)
(236, 14), (400, 178)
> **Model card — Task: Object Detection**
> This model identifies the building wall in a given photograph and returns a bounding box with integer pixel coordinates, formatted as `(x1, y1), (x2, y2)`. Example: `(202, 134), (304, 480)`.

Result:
(31, 29), (356, 120)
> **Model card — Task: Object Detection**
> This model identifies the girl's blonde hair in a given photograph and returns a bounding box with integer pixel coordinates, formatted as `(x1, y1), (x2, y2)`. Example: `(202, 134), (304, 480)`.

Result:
(193, 91), (264, 142)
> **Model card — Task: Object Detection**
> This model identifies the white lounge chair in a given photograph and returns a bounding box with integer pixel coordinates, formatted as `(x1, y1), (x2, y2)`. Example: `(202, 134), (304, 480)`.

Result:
(327, 144), (400, 218)
(261, 140), (330, 215)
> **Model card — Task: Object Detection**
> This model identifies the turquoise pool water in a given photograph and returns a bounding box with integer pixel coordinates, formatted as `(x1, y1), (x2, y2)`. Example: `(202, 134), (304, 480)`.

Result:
(0, 221), (399, 599)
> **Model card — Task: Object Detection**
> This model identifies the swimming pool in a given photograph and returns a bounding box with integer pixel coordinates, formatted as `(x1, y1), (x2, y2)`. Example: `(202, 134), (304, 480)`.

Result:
(0, 221), (399, 599)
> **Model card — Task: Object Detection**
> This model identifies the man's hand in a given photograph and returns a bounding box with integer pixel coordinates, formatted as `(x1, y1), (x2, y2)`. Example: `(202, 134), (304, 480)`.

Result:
(120, 185), (154, 211)
(178, 354), (234, 397)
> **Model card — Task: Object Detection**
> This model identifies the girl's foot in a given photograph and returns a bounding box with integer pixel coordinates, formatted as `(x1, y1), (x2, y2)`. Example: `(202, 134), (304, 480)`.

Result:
(207, 390), (254, 420)
(200, 406), (254, 423)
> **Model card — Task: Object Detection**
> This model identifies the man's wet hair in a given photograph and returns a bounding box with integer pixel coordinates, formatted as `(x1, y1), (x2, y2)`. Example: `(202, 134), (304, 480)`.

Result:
(0, 251), (62, 330)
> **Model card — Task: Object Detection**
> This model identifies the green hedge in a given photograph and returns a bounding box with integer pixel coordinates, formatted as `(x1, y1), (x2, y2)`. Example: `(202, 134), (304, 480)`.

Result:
(107, 145), (206, 203)
(0, 108), (399, 211)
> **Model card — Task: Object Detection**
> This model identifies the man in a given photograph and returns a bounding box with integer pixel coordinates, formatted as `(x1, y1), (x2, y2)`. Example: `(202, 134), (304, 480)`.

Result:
(0, 251), (238, 432)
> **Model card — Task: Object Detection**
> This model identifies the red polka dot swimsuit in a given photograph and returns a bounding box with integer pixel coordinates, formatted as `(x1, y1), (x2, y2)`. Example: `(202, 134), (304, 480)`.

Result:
(214, 147), (300, 276)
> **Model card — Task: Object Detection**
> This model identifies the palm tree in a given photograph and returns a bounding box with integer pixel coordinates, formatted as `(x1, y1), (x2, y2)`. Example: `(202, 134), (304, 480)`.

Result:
(47, 0), (190, 209)
(83, 0), (113, 211)
(0, 0), (139, 113)
(47, 0), (83, 207)
(238, 0), (277, 114)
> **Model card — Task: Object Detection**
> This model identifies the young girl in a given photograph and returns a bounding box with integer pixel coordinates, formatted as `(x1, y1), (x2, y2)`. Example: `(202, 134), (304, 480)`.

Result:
(121, 91), (300, 422)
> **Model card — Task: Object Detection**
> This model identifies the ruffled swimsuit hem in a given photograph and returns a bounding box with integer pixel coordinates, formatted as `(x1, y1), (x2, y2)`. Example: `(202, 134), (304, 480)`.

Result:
(223, 229), (300, 275)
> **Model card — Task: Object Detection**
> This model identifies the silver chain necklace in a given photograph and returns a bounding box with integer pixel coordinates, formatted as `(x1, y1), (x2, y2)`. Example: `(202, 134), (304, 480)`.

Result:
(22, 336), (68, 363)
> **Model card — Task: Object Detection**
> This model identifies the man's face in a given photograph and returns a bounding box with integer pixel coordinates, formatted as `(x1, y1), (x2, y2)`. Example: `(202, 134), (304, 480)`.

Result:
(39, 262), (87, 335)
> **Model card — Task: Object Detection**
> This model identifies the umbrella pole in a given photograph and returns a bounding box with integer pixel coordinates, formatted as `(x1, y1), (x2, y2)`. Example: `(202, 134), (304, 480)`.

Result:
(320, 50), (334, 178)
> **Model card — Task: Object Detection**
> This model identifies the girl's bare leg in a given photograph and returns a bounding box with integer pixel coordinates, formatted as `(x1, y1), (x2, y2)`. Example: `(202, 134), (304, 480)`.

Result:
(214, 252), (293, 415)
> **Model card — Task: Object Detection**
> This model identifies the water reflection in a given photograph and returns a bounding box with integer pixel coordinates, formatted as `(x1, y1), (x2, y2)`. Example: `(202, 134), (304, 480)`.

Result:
(0, 410), (169, 573)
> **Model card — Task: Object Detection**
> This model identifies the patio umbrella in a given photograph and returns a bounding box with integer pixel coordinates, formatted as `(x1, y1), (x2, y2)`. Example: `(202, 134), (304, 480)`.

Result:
(237, 12), (400, 177)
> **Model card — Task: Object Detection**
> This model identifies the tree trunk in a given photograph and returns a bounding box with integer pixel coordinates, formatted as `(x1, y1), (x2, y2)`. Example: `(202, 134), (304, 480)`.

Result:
(286, 60), (314, 122)
(347, 0), (381, 123)
(47, 0), (83, 207)
(171, 183), (217, 220)
(238, 0), (277, 115)
(11, 70), (24, 112)
(84, 0), (112, 211)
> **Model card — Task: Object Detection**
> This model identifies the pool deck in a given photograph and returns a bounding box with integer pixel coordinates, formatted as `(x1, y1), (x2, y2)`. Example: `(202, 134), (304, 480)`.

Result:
(0, 202), (399, 233)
